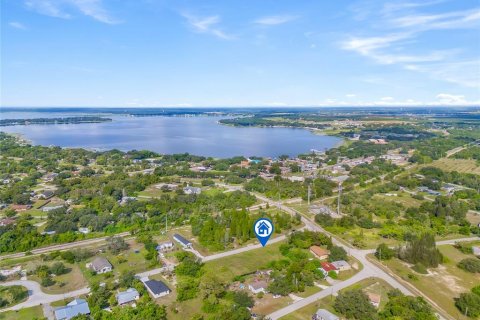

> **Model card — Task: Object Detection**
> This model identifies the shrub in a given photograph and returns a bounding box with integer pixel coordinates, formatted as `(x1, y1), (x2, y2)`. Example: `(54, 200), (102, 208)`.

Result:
(375, 243), (396, 260)
(457, 258), (480, 273)
(412, 263), (428, 274)
(455, 292), (480, 318)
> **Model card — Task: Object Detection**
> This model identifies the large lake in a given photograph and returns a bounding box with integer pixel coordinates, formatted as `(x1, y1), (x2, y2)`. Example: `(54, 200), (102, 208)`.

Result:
(0, 112), (342, 158)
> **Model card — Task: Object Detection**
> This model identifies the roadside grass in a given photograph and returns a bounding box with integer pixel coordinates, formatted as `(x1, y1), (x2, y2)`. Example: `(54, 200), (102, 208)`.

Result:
(280, 277), (393, 320)
(429, 158), (480, 175)
(377, 244), (480, 320)
(0, 305), (43, 320)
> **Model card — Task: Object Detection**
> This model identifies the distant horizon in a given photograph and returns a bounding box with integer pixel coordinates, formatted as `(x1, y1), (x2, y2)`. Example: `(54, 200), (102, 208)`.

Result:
(1, 105), (480, 109)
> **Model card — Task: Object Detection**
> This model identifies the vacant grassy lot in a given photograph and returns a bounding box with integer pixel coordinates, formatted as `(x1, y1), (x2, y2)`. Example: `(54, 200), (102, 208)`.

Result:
(430, 158), (480, 175)
(280, 278), (393, 320)
(204, 241), (286, 282)
(30, 264), (87, 294)
(379, 244), (480, 320)
(0, 306), (44, 320)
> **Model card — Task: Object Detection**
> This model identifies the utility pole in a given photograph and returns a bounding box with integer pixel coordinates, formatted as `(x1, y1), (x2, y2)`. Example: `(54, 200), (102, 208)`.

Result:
(307, 184), (311, 206)
(337, 183), (342, 216)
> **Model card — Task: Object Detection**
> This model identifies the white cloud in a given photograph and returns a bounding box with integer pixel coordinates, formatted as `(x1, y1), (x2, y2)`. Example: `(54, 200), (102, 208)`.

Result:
(346, 94), (356, 98)
(340, 2), (479, 88)
(181, 13), (232, 40)
(341, 33), (453, 64)
(9, 22), (27, 29)
(407, 60), (480, 88)
(391, 9), (480, 30)
(25, 0), (119, 24)
(254, 15), (298, 26)
(380, 96), (394, 101)
(436, 93), (466, 104)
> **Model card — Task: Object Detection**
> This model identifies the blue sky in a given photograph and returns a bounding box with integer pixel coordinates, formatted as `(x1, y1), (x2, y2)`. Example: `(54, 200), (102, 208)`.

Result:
(1, 0), (479, 107)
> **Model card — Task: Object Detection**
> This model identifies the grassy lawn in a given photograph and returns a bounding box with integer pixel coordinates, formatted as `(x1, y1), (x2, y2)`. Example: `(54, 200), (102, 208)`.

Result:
(253, 294), (292, 315)
(0, 306), (44, 320)
(30, 264), (87, 294)
(203, 241), (286, 282)
(378, 244), (480, 320)
(80, 242), (153, 284)
(373, 192), (424, 208)
(280, 278), (394, 320)
(467, 211), (480, 226)
(430, 158), (480, 175)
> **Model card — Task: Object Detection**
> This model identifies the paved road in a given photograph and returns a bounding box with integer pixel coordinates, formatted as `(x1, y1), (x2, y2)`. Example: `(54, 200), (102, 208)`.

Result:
(0, 280), (89, 312)
(0, 232), (132, 261)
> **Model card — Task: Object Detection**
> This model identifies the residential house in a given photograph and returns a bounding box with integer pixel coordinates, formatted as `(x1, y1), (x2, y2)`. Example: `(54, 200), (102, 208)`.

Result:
(54, 298), (90, 320)
(367, 292), (381, 308)
(78, 227), (90, 234)
(248, 280), (268, 294)
(38, 190), (54, 199)
(116, 288), (140, 306)
(42, 204), (64, 212)
(331, 260), (351, 272)
(173, 234), (192, 249)
(183, 186), (202, 195)
(87, 257), (112, 274)
(143, 279), (171, 298)
(310, 246), (330, 260)
(320, 262), (338, 274)
(0, 218), (16, 227)
(312, 308), (339, 320)
(156, 241), (174, 252)
(0, 265), (22, 277)
(472, 246), (480, 257)
(43, 172), (58, 182)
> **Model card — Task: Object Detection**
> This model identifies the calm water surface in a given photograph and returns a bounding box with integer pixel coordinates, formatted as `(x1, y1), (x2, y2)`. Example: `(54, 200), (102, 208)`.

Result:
(0, 114), (342, 158)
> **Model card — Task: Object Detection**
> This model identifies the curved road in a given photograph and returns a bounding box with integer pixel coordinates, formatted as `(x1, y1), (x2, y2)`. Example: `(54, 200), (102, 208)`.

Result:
(0, 280), (89, 312)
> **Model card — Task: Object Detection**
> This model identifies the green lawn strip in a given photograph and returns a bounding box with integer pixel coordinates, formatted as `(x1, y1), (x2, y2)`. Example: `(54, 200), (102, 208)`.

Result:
(0, 305), (44, 320)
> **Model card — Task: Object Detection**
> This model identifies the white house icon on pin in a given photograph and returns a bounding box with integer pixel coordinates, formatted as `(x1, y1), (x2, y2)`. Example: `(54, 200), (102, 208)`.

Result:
(257, 221), (270, 236)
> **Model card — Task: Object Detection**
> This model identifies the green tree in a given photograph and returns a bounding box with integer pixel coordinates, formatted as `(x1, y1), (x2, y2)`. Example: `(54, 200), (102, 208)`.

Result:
(334, 289), (378, 320)
(455, 292), (480, 318)
(375, 243), (396, 260)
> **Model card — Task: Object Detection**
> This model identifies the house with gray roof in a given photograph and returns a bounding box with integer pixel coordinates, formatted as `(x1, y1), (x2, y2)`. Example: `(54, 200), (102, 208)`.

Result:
(183, 186), (202, 195)
(331, 260), (351, 271)
(173, 233), (192, 248)
(116, 288), (140, 305)
(87, 257), (112, 274)
(54, 298), (90, 320)
(143, 279), (171, 298)
(312, 309), (339, 320)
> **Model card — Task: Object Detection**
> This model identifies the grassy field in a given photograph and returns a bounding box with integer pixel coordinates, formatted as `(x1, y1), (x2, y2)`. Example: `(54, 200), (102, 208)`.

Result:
(379, 243), (480, 320)
(203, 241), (286, 282)
(430, 158), (480, 175)
(373, 192), (425, 208)
(0, 306), (44, 320)
(30, 264), (87, 294)
(280, 278), (394, 320)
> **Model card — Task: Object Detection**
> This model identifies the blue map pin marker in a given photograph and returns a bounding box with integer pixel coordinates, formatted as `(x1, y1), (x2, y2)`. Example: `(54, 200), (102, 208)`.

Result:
(254, 217), (274, 247)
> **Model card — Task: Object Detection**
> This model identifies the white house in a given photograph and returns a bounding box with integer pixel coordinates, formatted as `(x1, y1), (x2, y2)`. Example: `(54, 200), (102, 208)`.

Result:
(87, 257), (112, 274)
(156, 241), (174, 252)
(248, 280), (268, 294)
(331, 260), (351, 272)
(116, 288), (140, 306)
